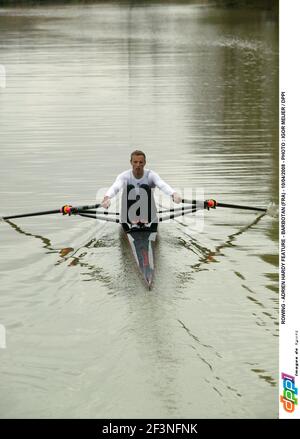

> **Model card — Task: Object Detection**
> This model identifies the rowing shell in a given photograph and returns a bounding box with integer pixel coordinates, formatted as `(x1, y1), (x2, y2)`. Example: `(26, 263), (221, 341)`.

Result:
(77, 204), (202, 288)
(122, 223), (157, 289)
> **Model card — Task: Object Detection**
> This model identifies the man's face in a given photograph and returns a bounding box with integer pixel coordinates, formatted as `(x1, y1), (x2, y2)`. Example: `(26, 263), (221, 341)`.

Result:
(130, 155), (146, 177)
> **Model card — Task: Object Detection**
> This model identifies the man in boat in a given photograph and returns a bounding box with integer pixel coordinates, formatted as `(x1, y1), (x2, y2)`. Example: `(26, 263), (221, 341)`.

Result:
(101, 150), (182, 228)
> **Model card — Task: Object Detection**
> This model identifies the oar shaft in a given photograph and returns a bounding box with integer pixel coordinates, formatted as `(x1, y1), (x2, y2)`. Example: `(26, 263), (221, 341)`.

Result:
(217, 202), (267, 212)
(1, 203), (101, 221)
(158, 204), (202, 214)
(182, 199), (266, 213)
(2, 209), (61, 220)
(77, 209), (119, 215)
(74, 203), (101, 211)
(78, 213), (120, 223)
(159, 206), (200, 222)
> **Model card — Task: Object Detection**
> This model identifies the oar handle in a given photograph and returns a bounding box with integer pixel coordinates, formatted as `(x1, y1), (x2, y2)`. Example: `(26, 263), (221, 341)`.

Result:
(181, 199), (267, 213)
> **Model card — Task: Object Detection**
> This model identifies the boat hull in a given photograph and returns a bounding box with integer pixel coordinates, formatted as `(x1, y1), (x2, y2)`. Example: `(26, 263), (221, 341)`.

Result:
(122, 224), (157, 288)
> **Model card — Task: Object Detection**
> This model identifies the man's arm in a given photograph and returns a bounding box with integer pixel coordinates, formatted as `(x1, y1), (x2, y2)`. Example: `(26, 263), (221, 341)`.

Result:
(101, 173), (126, 208)
(150, 171), (182, 204)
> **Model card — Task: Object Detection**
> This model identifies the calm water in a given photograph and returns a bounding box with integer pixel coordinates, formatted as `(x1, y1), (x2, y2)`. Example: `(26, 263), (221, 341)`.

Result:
(0, 2), (278, 418)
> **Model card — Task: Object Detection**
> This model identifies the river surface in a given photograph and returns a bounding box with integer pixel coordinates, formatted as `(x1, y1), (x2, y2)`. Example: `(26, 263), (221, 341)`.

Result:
(0, 2), (278, 418)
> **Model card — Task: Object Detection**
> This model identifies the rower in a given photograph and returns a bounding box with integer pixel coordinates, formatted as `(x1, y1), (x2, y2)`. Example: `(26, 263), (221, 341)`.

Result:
(101, 150), (182, 227)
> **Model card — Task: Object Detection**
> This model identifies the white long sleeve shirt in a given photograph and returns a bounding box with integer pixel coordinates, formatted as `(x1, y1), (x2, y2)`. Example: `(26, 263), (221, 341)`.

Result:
(105, 169), (175, 199)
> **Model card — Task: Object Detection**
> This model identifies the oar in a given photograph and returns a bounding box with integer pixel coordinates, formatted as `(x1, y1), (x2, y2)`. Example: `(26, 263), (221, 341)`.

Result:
(182, 199), (267, 213)
(77, 210), (119, 215)
(78, 213), (120, 223)
(159, 206), (201, 222)
(157, 205), (200, 214)
(1, 203), (101, 221)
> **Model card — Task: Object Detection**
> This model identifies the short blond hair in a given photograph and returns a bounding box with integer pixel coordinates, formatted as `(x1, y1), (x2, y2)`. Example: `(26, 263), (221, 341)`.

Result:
(130, 150), (146, 161)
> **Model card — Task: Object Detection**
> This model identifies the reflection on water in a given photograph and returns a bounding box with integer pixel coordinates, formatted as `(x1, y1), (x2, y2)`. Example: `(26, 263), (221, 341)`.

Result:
(0, 2), (278, 418)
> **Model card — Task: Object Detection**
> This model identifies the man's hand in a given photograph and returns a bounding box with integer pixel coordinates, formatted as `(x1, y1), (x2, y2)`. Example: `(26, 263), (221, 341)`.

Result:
(101, 196), (111, 209)
(172, 192), (182, 204)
